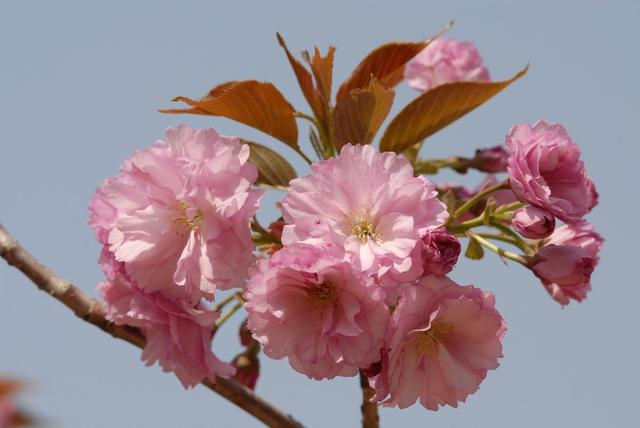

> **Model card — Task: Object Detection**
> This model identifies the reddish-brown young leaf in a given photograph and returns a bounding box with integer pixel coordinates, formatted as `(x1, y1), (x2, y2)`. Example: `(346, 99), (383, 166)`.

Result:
(332, 77), (395, 149)
(336, 23), (453, 102)
(308, 46), (336, 105)
(0, 381), (19, 397)
(276, 33), (325, 121)
(160, 80), (299, 149)
(336, 41), (427, 102)
(245, 141), (297, 190)
(380, 66), (529, 154)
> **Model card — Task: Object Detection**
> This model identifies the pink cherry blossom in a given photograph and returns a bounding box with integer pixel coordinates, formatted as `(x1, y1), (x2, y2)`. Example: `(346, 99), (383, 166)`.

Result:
(281, 144), (447, 285)
(405, 38), (490, 92)
(511, 206), (555, 239)
(546, 221), (604, 258)
(506, 121), (598, 224)
(371, 275), (505, 410)
(245, 244), (389, 380)
(89, 125), (263, 301)
(530, 222), (603, 305)
(98, 256), (235, 388)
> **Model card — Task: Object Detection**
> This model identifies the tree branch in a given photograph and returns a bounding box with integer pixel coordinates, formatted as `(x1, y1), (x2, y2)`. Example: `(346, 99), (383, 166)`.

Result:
(359, 371), (379, 428)
(0, 223), (304, 428)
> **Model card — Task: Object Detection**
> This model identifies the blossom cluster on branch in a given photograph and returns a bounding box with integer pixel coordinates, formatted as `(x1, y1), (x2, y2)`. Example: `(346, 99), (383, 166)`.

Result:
(85, 27), (603, 423)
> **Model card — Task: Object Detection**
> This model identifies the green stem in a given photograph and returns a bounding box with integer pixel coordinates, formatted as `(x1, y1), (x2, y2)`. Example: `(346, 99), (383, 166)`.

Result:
(216, 302), (244, 328)
(447, 215), (485, 233)
(415, 157), (471, 175)
(294, 111), (317, 124)
(490, 221), (533, 254)
(475, 233), (521, 247)
(466, 232), (528, 264)
(494, 201), (527, 214)
(450, 179), (510, 222)
(290, 112), (316, 164)
(214, 293), (239, 313)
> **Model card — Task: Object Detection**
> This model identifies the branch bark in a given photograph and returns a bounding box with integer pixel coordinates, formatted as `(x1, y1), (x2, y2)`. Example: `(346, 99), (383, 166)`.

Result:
(0, 223), (304, 428)
(359, 371), (379, 428)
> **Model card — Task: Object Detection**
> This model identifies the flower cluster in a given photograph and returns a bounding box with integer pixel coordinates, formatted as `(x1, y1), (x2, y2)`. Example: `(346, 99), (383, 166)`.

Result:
(86, 31), (604, 417)
(90, 125), (263, 386)
(504, 121), (603, 304)
(245, 145), (506, 409)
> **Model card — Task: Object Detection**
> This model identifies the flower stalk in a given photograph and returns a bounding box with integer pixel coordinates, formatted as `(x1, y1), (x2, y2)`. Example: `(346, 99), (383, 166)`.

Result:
(449, 179), (510, 222)
(466, 231), (528, 264)
(216, 302), (244, 328)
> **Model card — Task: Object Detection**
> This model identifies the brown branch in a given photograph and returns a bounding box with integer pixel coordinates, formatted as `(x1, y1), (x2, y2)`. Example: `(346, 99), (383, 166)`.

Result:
(0, 223), (304, 428)
(359, 371), (379, 428)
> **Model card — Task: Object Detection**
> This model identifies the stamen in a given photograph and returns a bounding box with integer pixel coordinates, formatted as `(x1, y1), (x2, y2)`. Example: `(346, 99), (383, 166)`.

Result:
(172, 200), (204, 235)
(352, 220), (379, 243)
(415, 323), (452, 355)
(308, 280), (337, 310)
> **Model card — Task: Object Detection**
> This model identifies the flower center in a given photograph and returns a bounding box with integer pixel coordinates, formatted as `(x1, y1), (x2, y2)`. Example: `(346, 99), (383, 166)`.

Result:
(308, 280), (337, 310)
(173, 200), (204, 234)
(415, 323), (452, 355)
(352, 219), (379, 243)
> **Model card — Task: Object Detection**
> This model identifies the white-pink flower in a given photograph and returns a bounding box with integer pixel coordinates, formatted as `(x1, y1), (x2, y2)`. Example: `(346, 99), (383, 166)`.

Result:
(98, 255), (235, 388)
(371, 275), (505, 410)
(405, 38), (490, 92)
(89, 125), (263, 301)
(281, 144), (447, 287)
(245, 244), (389, 380)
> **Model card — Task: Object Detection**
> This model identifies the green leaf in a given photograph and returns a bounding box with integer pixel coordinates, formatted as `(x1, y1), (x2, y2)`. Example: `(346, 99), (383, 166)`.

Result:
(308, 127), (323, 160)
(245, 141), (297, 190)
(465, 237), (485, 260)
(440, 189), (458, 216)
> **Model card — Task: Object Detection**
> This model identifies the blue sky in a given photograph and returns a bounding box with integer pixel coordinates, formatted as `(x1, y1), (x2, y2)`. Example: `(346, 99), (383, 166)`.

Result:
(1, 1), (638, 427)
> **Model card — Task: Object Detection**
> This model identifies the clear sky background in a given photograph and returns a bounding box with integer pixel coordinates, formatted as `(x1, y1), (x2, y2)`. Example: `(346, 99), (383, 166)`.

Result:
(1, 1), (638, 427)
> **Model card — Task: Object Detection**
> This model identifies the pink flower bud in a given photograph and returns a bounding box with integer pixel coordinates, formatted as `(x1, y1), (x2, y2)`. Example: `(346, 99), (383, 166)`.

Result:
(231, 353), (260, 391)
(511, 206), (555, 239)
(238, 318), (253, 347)
(472, 146), (509, 173)
(420, 228), (461, 276)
